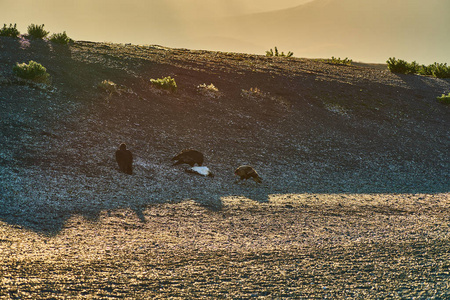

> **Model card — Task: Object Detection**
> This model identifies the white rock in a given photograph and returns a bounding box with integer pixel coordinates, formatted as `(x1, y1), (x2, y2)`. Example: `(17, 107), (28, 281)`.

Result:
(187, 166), (214, 177)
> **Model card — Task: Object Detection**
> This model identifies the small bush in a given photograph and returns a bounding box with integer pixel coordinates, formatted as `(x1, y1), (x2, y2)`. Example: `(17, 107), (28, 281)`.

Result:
(417, 64), (433, 76)
(97, 80), (134, 96)
(418, 63), (450, 78)
(387, 58), (450, 78)
(150, 76), (177, 92)
(386, 57), (417, 74)
(0, 23), (20, 37)
(437, 93), (450, 105)
(197, 83), (222, 98)
(324, 56), (353, 66)
(27, 24), (49, 39)
(13, 60), (51, 83)
(266, 47), (293, 58)
(241, 87), (291, 108)
(49, 31), (73, 44)
(98, 80), (118, 93)
(430, 63), (450, 78)
(241, 87), (266, 100)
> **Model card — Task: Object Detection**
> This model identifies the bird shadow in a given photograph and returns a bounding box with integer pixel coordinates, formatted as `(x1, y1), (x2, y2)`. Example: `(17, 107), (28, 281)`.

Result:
(0, 155), (448, 236)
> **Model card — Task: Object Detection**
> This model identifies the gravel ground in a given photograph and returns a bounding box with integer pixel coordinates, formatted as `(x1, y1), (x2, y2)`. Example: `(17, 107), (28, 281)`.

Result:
(1, 194), (450, 299)
(0, 36), (449, 298)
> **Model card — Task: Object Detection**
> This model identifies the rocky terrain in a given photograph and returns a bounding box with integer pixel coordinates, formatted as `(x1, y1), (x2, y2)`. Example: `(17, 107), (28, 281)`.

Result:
(0, 36), (449, 298)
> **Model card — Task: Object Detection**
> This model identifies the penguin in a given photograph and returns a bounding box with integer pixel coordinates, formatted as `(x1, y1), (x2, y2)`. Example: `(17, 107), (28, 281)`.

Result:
(171, 149), (204, 167)
(234, 165), (262, 183)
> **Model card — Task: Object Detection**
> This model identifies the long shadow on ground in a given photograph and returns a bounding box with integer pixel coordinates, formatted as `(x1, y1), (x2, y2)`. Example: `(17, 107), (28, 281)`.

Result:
(0, 36), (449, 235)
(0, 155), (448, 236)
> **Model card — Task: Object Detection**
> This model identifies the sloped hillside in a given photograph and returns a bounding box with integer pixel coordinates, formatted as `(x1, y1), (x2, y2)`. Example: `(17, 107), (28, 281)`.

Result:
(1, 36), (450, 298)
(0, 36), (449, 233)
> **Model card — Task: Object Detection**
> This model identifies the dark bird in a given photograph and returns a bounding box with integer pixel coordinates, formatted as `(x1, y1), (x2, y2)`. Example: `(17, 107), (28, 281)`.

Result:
(234, 165), (262, 183)
(115, 143), (133, 174)
(171, 149), (204, 167)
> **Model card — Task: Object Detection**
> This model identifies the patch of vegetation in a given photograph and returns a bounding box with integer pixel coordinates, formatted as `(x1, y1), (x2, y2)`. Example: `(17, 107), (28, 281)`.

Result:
(415, 62), (450, 78)
(428, 63), (450, 78)
(324, 56), (353, 66)
(386, 57), (417, 74)
(324, 102), (349, 116)
(241, 87), (291, 109)
(27, 24), (49, 39)
(98, 80), (118, 94)
(150, 76), (177, 92)
(49, 31), (73, 44)
(241, 87), (266, 100)
(97, 80), (134, 97)
(13, 60), (51, 83)
(437, 93), (450, 105)
(387, 57), (450, 78)
(417, 64), (433, 76)
(266, 47), (293, 58)
(0, 23), (20, 37)
(197, 83), (222, 98)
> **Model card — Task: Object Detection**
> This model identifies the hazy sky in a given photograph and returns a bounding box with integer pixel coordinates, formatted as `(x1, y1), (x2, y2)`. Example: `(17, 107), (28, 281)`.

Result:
(1, 0), (448, 64)
(1, 0), (311, 48)
(1, 0), (312, 29)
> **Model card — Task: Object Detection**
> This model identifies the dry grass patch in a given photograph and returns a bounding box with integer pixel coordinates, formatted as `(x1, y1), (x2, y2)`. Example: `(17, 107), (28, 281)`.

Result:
(241, 87), (291, 109)
(196, 83), (223, 99)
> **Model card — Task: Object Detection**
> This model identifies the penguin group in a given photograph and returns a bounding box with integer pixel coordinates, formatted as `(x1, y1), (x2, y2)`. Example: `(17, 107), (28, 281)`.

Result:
(115, 144), (262, 184)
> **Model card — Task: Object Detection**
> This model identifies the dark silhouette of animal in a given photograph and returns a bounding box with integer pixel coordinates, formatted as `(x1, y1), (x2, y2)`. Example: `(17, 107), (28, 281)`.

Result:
(234, 165), (262, 183)
(171, 149), (204, 167)
(115, 143), (133, 174)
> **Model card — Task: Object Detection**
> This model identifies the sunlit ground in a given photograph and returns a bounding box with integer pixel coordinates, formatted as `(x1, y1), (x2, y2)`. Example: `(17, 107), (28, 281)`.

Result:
(1, 193), (449, 298)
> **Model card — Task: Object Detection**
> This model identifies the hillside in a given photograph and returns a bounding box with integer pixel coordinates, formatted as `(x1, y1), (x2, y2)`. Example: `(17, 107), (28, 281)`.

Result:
(1, 36), (449, 230)
(0, 37), (449, 298)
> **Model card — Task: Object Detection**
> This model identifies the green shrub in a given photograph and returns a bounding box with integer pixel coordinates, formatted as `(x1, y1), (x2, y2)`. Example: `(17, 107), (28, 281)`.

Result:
(430, 63), (450, 78)
(386, 57), (417, 74)
(417, 64), (433, 76)
(266, 47), (293, 58)
(13, 60), (50, 83)
(150, 76), (177, 92)
(27, 24), (49, 39)
(417, 62), (449, 77)
(387, 58), (450, 78)
(324, 56), (353, 65)
(437, 93), (450, 105)
(0, 23), (20, 37)
(408, 61), (421, 73)
(49, 31), (73, 44)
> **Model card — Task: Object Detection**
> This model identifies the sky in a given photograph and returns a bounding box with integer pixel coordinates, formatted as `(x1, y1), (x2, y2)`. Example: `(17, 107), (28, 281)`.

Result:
(0, 0), (308, 51)
(1, 0), (312, 38)
(1, 0), (449, 64)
